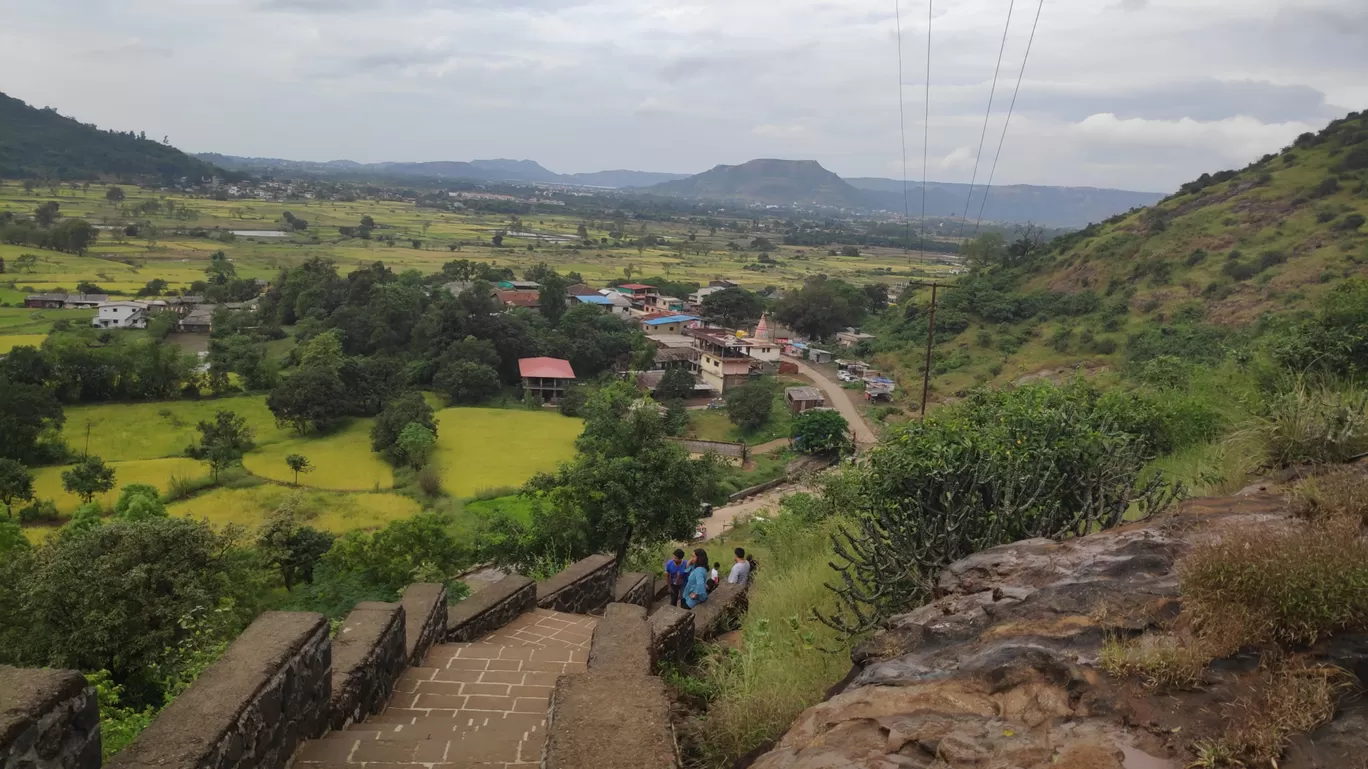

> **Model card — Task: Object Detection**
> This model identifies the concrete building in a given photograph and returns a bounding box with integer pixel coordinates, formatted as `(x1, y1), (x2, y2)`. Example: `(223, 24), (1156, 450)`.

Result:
(692, 329), (759, 393)
(25, 293), (107, 310)
(836, 330), (876, 348)
(92, 300), (163, 329)
(519, 357), (577, 404)
(640, 314), (699, 335)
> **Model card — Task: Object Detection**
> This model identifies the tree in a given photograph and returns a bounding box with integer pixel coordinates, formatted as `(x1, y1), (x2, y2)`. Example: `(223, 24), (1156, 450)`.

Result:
(434, 360), (501, 405)
(664, 399), (689, 436)
(791, 409), (852, 455)
(577, 223), (588, 240)
(0, 518), (27, 556)
(371, 392), (437, 462)
(491, 232), (504, 247)
(186, 410), (254, 482)
(395, 423), (436, 469)
(0, 459), (35, 511)
(137, 278), (168, 297)
(656, 368), (697, 401)
(285, 454), (313, 486)
(61, 456), (116, 504)
(111, 484), (167, 521)
(325, 512), (470, 593)
(538, 271), (568, 325)
(258, 511), (334, 591)
(701, 287), (765, 329)
(516, 382), (720, 567)
(34, 201), (60, 227)
(751, 236), (775, 252)
(205, 250), (236, 285)
(105, 186), (125, 204)
(268, 368), (349, 434)
(840, 245), (860, 257)
(726, 380), (776, 432)
(13, 253), (37, 273)
(773, 275), (868, 341)
(22, 179), (37, 193)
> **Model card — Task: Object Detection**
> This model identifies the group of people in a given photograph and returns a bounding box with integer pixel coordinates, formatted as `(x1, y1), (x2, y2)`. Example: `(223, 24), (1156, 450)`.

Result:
(664, 546), (757, 609)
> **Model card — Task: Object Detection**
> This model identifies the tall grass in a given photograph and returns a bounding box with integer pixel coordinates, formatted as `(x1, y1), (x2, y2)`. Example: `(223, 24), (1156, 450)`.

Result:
(1239, 380), (1368, 468)
(683, 516), (855, 768)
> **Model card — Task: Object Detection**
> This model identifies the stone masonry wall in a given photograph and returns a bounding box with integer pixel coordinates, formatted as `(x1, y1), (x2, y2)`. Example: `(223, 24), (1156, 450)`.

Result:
(690, 581), (749, 640)
(613, 572), (652, 608)
(400, 583), (447, 666)
(545, 602), (678, 769)
(0, 666), (100, 769)
(445, 575), (536, 642)
(328, 602), (406, 731)
(649, 606), (695, 666)
(537, 554), (616, 614)
(107, 611), (330, 769)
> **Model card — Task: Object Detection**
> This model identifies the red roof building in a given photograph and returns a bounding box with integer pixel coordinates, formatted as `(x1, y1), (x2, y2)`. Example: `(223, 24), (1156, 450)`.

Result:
(495, 289), (540, 309)
(519, 357), (577, 404)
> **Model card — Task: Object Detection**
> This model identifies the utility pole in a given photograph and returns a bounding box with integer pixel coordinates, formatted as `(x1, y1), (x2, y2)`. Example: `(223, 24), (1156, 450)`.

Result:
(921, 283), (937, 419)
(84, 420), (92, 457)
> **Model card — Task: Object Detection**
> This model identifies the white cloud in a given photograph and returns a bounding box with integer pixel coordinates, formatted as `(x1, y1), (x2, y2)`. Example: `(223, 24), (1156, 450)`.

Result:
(0, 0), (1361, 191)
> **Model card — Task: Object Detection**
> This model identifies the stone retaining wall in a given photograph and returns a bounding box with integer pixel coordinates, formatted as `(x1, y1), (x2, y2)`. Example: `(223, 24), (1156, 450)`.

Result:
(649, 606), (696, 666)
(328, 602), (406, 731)
(691, 581), (749, 640)
(446, 575), (536, 642)
(400, 583), (447, 666)
(613, 571), (652, 608)
(107, 611), (330, 769)
(536, 554), (616, 614)
(0, 666), (100, 769)
(545, 602), (678, 769)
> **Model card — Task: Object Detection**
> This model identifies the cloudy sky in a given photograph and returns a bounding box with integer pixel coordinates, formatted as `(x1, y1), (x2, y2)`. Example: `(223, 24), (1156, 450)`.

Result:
(2, 0), (1364, 192)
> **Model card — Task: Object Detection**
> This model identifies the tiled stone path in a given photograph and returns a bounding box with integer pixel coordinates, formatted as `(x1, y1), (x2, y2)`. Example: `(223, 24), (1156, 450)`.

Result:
(295, 609), (596, 768)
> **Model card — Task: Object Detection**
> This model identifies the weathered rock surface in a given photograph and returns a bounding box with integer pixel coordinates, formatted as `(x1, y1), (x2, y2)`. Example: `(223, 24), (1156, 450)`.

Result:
(751, 493), (1368, 769)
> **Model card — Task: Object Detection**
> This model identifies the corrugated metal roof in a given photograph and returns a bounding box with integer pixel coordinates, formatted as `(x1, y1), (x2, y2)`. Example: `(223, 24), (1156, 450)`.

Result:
(643, 314), (699, 326)
(519, 357), (576, 379)
(574, 294), (614, 305)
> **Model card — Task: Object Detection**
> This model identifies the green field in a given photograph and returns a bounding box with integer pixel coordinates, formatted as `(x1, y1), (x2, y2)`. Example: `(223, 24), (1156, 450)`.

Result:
(430, 407), (583, 497)
(0, 181), (953, 302)
(19, 396), (583, 536)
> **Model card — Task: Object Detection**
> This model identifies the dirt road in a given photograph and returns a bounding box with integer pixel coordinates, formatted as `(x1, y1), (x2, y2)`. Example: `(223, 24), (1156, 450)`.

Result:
(700, 483), (802, 539)
(784, 356), (878, 446)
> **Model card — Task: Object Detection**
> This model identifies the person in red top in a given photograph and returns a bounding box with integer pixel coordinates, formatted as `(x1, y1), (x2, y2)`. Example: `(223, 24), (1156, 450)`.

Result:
(664, 549), (688, 607)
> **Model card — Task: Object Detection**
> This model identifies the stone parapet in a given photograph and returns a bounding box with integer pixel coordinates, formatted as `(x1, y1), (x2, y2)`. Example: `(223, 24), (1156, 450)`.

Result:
(328, 602), (406, 731)
(107, 611), (330, 769)
(649, 606), (696, 666)
(613, 571), (652, 608)
(536, 554), (616, 614)
(0, 665), (100, 769)
(445, 575), (536, 642)
(691, 581), (749, 640)
(544, 675), (677, 769)
(399, 583), (447, 666)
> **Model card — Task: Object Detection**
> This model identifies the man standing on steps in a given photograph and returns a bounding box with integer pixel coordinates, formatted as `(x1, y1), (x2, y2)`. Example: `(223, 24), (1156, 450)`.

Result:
(665, 548), (689, 607)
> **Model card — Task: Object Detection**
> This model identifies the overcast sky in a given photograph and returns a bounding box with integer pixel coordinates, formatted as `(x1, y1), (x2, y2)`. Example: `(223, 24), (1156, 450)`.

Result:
(2, 0), (1364, 192)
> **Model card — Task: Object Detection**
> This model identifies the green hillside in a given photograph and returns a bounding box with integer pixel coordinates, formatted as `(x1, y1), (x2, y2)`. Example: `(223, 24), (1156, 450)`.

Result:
(0, 92), (224, 182)
(868, 109), (1368, 400)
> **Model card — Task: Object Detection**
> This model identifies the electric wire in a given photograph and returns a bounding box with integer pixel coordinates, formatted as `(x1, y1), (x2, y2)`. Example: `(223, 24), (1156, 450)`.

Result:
(919, 0), (932, 256)
(955, 0), (1016, 245)
(972, 0), (1045, 236)
(893, 0), (912, 252)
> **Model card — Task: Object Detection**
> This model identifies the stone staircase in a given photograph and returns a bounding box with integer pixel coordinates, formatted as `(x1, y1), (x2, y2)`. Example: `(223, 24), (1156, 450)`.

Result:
(294, 610), (595, 768)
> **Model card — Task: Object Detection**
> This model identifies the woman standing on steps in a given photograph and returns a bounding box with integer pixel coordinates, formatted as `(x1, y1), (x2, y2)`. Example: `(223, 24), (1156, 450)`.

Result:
(684, 548), (711, 609)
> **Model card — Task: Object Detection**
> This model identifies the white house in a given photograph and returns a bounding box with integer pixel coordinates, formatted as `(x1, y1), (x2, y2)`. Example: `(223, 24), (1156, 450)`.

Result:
(92, 300), (163, 330)
(595, 290), (634, 319)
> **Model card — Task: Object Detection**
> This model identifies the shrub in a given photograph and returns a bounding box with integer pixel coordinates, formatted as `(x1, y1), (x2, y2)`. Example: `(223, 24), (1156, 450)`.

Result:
(1335, 213), (1365, 231)
(1310, 176), (1340, 198)
(416, 465), (443, 496)
(1206, 664), (1354, 767)
(790, 410), (851, 456)
(1242, 382), (1368, 467)
(725, 380), (776, 432)
(1291, 468), (1368, 528)
(1099, 634), (1209, 690)
(1182, 525), (1368, 646)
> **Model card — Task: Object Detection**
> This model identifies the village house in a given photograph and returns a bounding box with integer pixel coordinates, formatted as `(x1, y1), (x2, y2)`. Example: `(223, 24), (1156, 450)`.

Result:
(495, 289), (540, 310)
(692, 329), (760, 393)
(640, 314), (699, 335)
(594, 290), (634, 319)
(785, 386), (826, 414)
(178, 306), (216, 334)
(92, 300), (160, 329)
(497, 280), (541, 291)
(519, 357), (577, 404)
(25, 293), (108, 310)
(644, 333), (699, 372)
(836, 329), (876, 348)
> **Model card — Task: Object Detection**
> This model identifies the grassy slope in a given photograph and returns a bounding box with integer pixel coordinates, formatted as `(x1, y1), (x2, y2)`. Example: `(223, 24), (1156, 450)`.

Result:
(880, 110), (1368, 406)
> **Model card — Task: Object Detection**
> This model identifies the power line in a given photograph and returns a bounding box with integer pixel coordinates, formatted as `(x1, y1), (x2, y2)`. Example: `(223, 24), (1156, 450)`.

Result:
(893, 0), (912, 252)
(973, 0), (1045, 237)
(919, 0), (932, 257)
(955, 0), (1016, 244)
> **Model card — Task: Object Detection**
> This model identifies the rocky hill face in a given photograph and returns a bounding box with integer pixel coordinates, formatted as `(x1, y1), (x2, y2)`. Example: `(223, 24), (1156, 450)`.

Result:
(752, 484), (1368, 769)
(1034, 109), (1367, 324)
(647, 159), (868, 209)
(0, 92), (224, 181)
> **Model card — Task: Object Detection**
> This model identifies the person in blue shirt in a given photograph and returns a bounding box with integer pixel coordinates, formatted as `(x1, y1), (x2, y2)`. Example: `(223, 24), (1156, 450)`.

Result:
(664, 549), (688, 607)
(684, 548), (711, 609)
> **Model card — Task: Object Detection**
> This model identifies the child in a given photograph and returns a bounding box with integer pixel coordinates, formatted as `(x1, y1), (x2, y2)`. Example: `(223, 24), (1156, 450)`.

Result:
(708, 562), (720, 592)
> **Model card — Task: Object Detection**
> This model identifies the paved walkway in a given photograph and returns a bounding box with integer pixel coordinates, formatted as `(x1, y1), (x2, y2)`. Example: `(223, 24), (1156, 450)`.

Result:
(783, 356), (878, 445)
(295, 609), (596, 768)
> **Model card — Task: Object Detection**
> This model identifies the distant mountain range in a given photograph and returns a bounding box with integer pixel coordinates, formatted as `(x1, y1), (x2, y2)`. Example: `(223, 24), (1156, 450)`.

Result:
(197, 154), (689, 190)
(199, 153), (1162, 227)
(0, 91), (224, 181)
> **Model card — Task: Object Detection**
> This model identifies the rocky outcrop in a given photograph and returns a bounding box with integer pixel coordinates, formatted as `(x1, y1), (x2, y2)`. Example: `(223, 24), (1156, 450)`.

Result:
(751, 493), (1365, 769)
